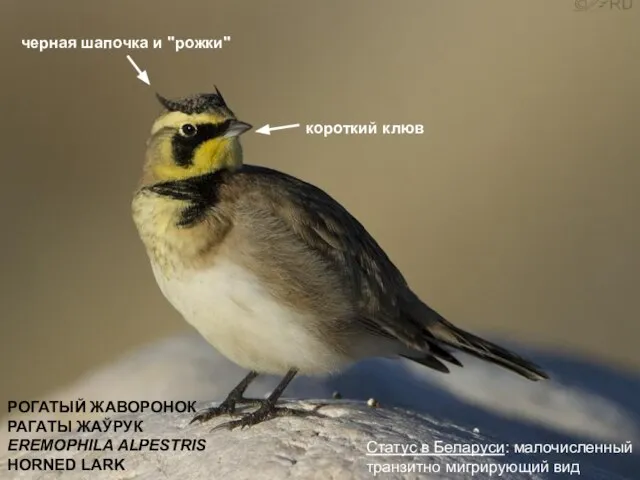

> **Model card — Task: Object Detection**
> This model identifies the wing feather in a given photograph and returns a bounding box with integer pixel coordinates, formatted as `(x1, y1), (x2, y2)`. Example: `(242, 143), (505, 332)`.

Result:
(240, 165), (429, 350)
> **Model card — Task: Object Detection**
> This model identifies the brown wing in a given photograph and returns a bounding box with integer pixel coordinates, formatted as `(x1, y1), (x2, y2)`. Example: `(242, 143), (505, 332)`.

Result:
(232, 166), (549, 381)
(238, 165), (430, 350)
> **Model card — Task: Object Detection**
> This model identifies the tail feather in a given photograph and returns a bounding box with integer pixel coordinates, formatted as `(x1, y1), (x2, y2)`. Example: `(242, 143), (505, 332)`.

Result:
(402, 353), (450, 374)
(428, 342), (463, 367)
(429, 319), (549, 381)
(403, 301), (549, 381)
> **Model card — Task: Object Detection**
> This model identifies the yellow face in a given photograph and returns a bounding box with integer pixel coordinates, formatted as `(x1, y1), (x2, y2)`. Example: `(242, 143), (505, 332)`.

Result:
(143, 96), (251, 184)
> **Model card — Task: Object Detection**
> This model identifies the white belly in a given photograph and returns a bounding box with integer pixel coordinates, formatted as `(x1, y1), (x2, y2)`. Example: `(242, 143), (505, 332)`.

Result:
(151, 258), (350, 375)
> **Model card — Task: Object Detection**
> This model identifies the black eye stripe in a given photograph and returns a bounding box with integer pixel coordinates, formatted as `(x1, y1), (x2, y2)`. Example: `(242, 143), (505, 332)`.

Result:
(172, 120), (233, 167)
(180, 124), (197, 136)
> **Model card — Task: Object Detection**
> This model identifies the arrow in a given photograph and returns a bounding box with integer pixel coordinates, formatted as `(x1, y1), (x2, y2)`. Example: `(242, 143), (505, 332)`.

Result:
(126, 55), (150, 85)
(255, 123), (300, 135)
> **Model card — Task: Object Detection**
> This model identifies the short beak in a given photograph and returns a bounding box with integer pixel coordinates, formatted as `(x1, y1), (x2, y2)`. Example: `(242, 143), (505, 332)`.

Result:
(224, 120), (253, 138)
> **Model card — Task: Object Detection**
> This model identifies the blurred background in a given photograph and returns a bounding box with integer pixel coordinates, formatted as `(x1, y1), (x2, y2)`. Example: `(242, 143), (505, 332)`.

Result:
(0, 0), (638, 411)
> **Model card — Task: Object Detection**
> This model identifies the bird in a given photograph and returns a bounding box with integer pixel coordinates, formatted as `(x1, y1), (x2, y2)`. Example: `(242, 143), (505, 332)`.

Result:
(131, 87), (549, 430)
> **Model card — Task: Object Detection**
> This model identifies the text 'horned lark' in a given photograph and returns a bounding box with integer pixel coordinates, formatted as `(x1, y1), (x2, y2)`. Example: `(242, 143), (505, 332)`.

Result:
(131, 87), (549, 430)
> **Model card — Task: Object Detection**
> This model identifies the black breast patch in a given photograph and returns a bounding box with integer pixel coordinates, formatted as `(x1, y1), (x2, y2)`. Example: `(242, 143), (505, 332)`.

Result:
(147, 171), (227, 227)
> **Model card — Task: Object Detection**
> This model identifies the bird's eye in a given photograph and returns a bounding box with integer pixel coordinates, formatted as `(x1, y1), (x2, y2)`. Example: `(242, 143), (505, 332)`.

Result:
(179, 124), (197, 137)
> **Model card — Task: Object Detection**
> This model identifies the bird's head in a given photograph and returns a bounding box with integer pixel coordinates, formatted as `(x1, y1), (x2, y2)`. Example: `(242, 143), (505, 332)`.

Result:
(141, 87), (252, 186)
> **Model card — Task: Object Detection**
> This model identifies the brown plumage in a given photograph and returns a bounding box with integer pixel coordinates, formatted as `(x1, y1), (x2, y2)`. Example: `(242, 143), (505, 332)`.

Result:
(135, 164), (549, 381)
(132, 89), (548, 430)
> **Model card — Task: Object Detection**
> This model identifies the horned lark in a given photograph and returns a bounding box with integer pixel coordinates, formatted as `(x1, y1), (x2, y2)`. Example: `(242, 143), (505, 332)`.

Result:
(131, 88), (548, 430)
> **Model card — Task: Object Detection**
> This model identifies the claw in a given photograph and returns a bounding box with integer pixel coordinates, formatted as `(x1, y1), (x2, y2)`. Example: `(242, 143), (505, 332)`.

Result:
(190, 397), (272, 425)
(190, 403), (234, 424)
(211, 404), (326, 432)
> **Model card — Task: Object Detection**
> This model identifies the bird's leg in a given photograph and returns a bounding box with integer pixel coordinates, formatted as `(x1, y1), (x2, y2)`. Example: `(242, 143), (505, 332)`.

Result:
(214, 368), (324, 431)
(190, 371), (259, 424)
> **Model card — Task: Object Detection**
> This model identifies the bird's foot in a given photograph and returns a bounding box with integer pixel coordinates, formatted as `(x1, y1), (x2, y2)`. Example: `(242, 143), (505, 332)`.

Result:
(190, 397), (264, 424)
(212, 402), (325, 431)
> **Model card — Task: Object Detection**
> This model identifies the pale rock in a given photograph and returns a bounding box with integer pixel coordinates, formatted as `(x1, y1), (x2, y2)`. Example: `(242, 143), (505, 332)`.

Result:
(2, 401), (547, 480)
